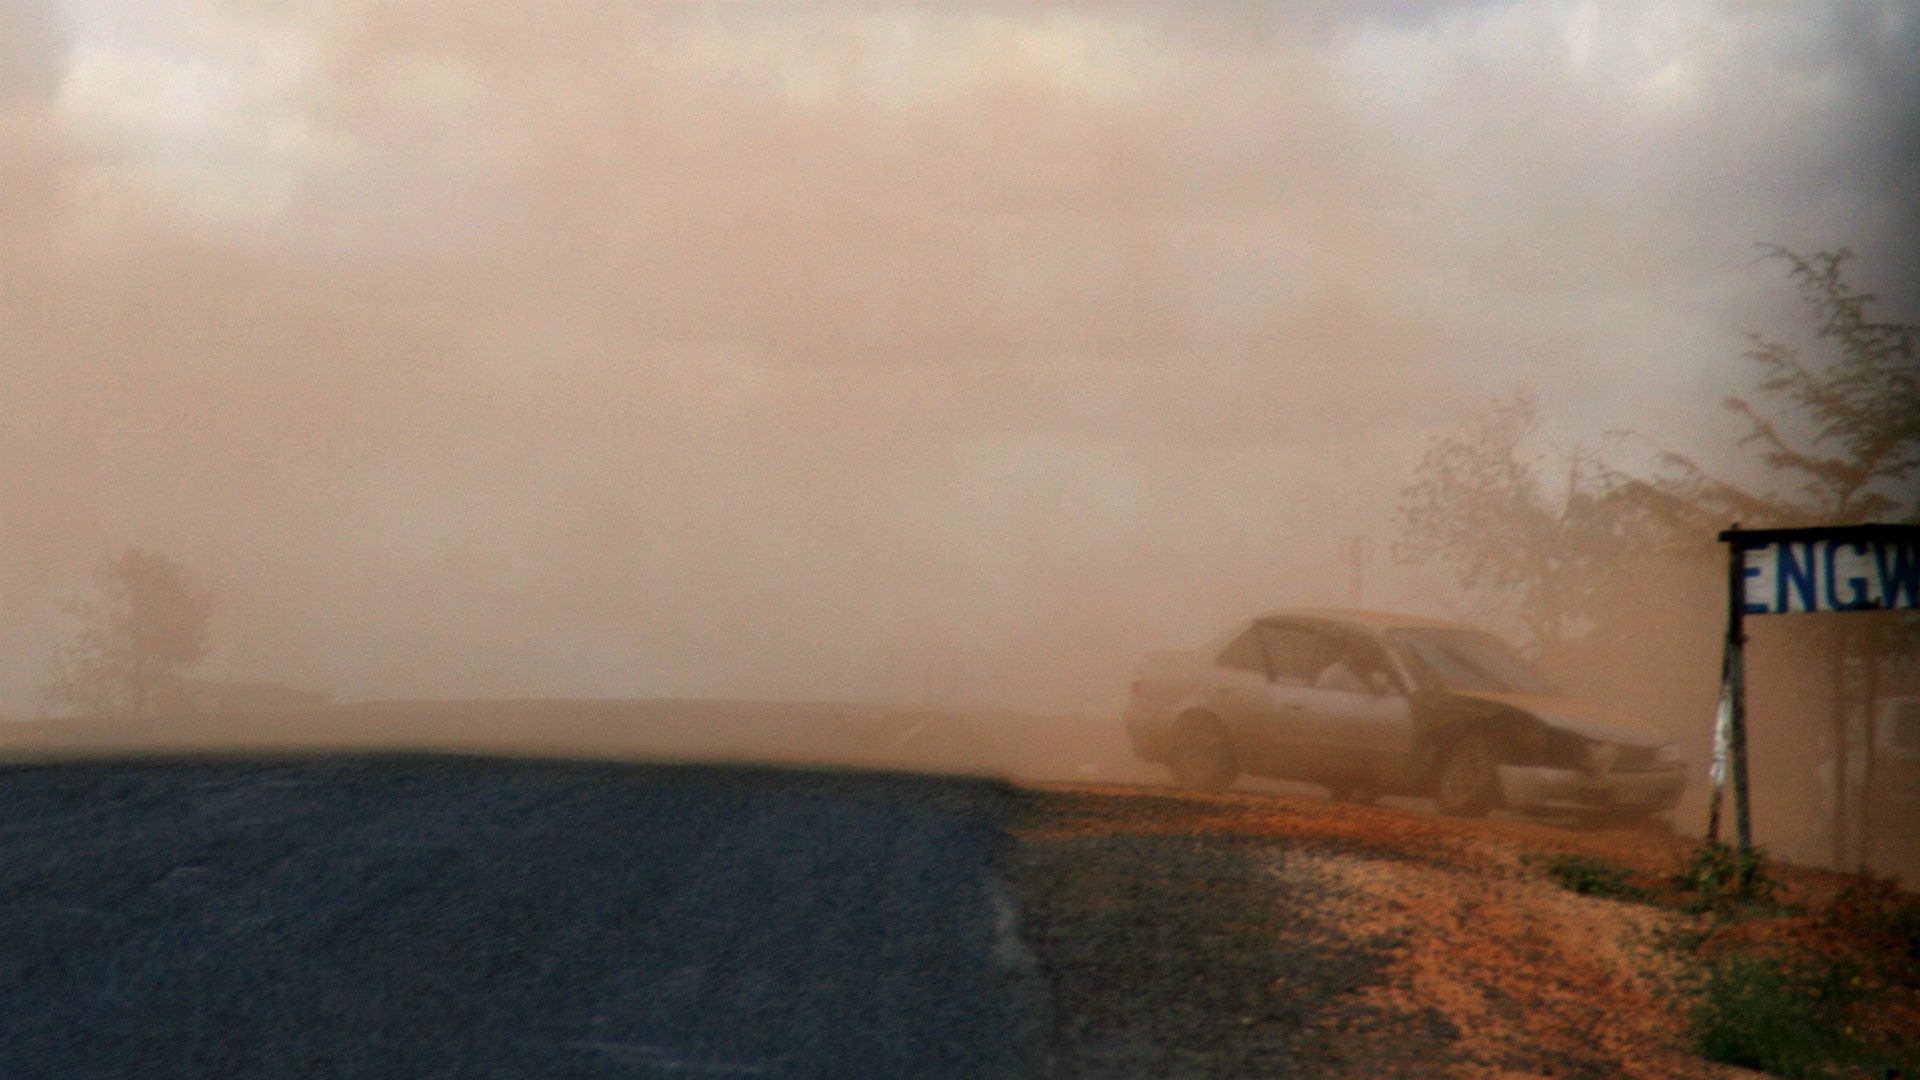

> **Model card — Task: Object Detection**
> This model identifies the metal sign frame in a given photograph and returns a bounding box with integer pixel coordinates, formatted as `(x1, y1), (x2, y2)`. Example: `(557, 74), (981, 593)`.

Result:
(1712, 523), (1920, 855)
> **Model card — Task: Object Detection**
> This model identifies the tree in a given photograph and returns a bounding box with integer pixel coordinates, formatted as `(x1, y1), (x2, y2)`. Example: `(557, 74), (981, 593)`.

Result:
(1648, 246), (1918, 527)
(1393, 393), (1653, 659)
(1640, 246), (1918, 870)
(1392, 248), (1915, 867)
(39, 548), (216, 720)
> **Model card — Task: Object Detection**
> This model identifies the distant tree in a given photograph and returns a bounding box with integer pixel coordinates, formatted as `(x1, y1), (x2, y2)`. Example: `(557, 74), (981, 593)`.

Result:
(1393, 393), (1653, 658)
(39, 548), (216, 720)
(1646, 246), (1918, 526)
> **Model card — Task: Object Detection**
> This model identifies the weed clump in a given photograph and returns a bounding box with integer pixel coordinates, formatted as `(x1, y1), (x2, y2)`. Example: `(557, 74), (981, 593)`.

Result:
(1651, 845), (1919, 1078)
(1665, 945), (1872, 1078)
(1539, 854), (1652, 903)
(1672, 840), (1780, 917)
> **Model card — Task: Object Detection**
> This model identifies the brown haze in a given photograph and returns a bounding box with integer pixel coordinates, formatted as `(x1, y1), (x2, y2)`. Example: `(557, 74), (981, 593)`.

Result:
(2, 3), (1916, 866)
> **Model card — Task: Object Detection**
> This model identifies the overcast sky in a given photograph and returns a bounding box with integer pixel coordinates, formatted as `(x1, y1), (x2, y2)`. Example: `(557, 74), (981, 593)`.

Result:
(2, 0), (1915, 715)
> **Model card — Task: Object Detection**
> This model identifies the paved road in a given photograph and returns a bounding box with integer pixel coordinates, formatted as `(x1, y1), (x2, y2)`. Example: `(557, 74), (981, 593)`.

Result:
(0, 757), (1042, 1078)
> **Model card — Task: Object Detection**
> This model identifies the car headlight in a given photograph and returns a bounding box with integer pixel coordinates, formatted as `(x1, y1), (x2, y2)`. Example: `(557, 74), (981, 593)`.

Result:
(1654, 742), (1681, 766)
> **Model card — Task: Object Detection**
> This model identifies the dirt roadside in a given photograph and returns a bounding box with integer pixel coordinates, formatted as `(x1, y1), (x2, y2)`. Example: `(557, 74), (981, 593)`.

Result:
(1006, 783), (1778, 1079)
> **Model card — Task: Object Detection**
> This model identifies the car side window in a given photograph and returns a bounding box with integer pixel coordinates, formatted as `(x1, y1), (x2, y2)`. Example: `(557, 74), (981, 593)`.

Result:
(1319, 631), (1398, 694)
(1259, 624), (1322, 685)
(1313, 657), (1367, 693)
(1215, 628), (1270, 676)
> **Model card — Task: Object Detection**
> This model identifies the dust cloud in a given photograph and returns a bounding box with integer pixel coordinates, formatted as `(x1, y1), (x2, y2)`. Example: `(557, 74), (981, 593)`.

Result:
(2, 2), (1916, 866)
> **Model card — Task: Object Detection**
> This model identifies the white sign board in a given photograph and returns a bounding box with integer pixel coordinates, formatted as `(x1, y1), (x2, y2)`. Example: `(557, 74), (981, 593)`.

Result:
(1739, 535), (1920, 615)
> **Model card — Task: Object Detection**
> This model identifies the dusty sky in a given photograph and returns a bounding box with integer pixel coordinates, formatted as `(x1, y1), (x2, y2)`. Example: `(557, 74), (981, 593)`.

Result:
(2, 0), (1916, 716)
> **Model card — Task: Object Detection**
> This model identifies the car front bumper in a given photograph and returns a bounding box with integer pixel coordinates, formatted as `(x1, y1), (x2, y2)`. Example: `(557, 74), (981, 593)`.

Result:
(1497, 764), (1686, 814)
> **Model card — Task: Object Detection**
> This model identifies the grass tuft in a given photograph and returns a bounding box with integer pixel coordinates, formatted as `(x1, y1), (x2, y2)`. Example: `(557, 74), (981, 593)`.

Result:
(1671, 840), (1780, 917)
(1539, 853), (1652, 903)
(1667, 947), (1883, 1079)
(1646, 844), (1919, 1078)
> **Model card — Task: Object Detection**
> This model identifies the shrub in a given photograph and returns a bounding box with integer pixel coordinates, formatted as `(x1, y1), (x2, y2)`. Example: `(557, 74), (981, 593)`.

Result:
(1672, 948), (1875, 1078)
(1541, 854), (1651, 902)
(1641, 845), (1920, 1077)
(1673, 841), (1779, 916)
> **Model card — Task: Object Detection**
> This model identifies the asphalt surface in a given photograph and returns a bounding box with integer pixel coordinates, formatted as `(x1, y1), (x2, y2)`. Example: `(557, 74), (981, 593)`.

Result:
(0, 757), (1043, 1078)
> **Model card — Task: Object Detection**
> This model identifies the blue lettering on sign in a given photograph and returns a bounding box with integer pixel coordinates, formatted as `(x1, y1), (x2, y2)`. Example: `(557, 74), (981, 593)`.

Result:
(1742, 558), (1768, 615)
(1777, 541), (1819, 613)
(1877, 540), (1920, 609)
(1825, 541), (1871, 611)
(1738, 532), (1920, 615)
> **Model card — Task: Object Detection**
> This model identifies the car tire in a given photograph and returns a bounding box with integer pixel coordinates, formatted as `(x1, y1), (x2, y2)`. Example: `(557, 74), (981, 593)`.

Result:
(1435, 736), (1503, 817)
(1167, 715), (1239, 791)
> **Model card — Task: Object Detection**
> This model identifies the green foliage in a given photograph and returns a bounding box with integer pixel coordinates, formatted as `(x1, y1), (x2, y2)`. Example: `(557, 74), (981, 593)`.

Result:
(1672, 841), (1780, 916)
(1646, 848), (1920, 1077)
(1670, 947), (1874, 1079)
(1539, 853), (1651, 902)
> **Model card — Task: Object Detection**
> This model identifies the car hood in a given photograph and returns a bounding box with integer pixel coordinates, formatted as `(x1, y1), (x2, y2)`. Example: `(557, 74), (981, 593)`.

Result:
(1445, 691), (1669, 748)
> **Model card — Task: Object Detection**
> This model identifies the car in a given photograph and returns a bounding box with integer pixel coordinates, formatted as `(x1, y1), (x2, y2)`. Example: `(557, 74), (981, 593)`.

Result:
(1123, 609), (1686, 820)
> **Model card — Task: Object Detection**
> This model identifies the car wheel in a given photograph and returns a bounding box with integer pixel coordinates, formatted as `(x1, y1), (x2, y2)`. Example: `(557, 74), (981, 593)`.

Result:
(1435, 736), (1502, 817)
(1167, 715), (1239, 791)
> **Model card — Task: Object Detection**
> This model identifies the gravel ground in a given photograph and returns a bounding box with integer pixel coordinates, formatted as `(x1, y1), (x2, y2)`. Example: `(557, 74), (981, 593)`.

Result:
(1007, 787), (1464, 1078)
(1008, 784), (1764, 1080)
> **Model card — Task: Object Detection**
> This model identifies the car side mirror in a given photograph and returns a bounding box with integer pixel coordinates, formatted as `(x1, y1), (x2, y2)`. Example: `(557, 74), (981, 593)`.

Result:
(1367, 671), (1399, 697)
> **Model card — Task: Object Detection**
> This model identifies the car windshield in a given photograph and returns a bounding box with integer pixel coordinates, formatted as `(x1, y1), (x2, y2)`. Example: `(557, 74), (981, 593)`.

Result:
(1386, 628), (1560, 695)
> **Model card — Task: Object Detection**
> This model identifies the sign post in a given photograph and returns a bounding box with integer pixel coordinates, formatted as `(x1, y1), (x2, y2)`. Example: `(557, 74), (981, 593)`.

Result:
(1707, 534), (1748, 846)
(1713, 523), (1920, 857)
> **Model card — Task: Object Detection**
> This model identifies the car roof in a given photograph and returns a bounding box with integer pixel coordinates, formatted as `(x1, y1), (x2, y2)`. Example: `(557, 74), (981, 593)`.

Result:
(1251, 608), (1471, 634)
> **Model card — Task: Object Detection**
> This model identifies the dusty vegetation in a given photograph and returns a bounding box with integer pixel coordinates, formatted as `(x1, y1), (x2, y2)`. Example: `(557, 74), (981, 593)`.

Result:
(1646, 848), (1920, 1078)
(1012, 781), (1919, 1078)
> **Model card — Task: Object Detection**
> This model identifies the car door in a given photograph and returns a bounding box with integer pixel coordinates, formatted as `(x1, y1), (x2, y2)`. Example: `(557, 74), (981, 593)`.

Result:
(1207, 625), (1282, 768)
(1248, 620), (1414, 783)
(1244, 620), (1333, 778)
(1297, 625), (1415, 780)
